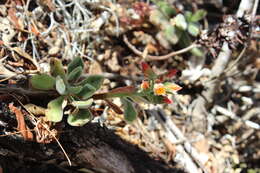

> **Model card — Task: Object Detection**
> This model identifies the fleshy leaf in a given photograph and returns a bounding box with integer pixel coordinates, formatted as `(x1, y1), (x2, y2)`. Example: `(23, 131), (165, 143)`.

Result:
(56, 76), (66, 95)
(149, 9), (168, 25)
(45, 96), (64, 122)
(184, 11), (193, 22)
(67, 109), (92, 126)
(50, 58), (66, 78)
(163, 25), (182, 45)
(71, 99), (93, 109)
(190, 47), (203, 57)
(67, 66), (83, 82)
(190, 9), (207, 22)
(68, 86), (83, 94)
(156, 1), (176, 17)
(79, 75), (104, 90)
(77, 83), (96, 99)
(30, 74), (55, 90)
(121, 98), (137, 122)
(188, 22), (200, 36)
(174, 14), (187, 30)
(67, 57), (84, 74)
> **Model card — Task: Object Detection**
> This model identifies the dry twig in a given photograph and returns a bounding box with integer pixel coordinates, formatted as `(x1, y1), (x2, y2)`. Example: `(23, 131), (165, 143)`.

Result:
(123, 35), (199, 61)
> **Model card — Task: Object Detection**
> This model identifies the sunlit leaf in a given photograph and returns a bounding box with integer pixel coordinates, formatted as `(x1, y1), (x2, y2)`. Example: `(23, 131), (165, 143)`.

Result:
(149, 9), (168, 26)
(190, 47), (203, 57)
(188, 22), (200, 36)
(164, 25), (182, 45)
(156, 1), (176, 17)
(67, 66), (83, 82)
(67, 109), (92, 126)
(67, 57), (84, 74)
(45, 96), (65, 122)
(184, 11), (193, 22)
(30, 74), (55, 90)
(71, 99), (93, 109)
(121, 98), (137, 122)
(56, 76), (66, 95)
(190, 9), (207, 22)
(174, 14), (187, 30)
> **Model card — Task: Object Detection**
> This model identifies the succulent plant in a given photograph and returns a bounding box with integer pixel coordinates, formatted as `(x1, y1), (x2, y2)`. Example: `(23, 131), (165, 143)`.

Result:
(30, 57), (182, 125)
(30, 57), (104, 126)
(150, 0), (207, 57)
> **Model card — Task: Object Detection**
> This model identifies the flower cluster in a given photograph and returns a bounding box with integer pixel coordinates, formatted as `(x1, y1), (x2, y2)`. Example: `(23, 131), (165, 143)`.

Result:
(139, 62), (182, 104)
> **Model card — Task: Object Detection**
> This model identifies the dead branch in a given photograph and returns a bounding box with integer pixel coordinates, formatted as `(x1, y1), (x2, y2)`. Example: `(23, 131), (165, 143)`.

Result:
(190, 0), (258, 132)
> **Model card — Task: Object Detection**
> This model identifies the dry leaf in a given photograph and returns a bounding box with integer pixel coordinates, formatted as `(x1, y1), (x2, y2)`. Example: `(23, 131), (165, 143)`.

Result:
(29, 22), (40, 36)
(7, 7), (23, 30)
(11, 47), (38, 68)
(8, 103), (34, 141)
(0, 61), (16, 77)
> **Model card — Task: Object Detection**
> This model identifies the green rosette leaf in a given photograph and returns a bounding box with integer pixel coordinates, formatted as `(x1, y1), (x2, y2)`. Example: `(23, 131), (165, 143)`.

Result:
(50, 58), (66, 78)
(67, 108), (92, 126)
(45, 96), (65, 122)
(67, 66), (83, 82)
(30, 74), (55, 90)
(78, 75), (104, 90)
(67, 57), (84, 74)
(77, 84), (96, 99)
(56, 76), (66, 95)
(71, 99), (93, 109)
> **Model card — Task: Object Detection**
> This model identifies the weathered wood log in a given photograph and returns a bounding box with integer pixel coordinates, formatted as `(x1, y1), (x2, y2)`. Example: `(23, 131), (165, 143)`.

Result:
(0, 123), (184, 173)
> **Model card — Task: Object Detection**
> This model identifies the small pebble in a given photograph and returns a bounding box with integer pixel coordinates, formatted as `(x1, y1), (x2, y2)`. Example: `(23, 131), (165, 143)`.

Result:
(48, 46), (60, 55)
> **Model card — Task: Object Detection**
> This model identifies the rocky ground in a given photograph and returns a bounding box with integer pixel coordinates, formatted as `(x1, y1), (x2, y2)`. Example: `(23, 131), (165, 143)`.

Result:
(0, 0), (259, 173)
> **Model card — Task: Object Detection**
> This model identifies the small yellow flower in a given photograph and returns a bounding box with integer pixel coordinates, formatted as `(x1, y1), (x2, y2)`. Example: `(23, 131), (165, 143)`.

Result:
(153, 83), (166, 95)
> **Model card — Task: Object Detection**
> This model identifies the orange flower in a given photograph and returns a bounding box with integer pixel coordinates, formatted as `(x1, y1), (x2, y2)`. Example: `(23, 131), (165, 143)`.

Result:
(153, 83), (166, 95)
(141, 81), (149, 90)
